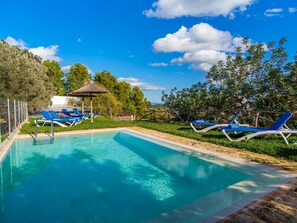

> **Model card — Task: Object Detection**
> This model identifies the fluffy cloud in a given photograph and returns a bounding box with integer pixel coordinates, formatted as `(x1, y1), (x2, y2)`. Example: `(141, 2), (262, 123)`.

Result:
(153, 23), (247, 71)
(288, 7), (297, 13)
(153, 23), (234, 53)
(4, 36), (27, 49)
(171, 50), (227, 71)
(118, 77), (165, 91)
(144, 0), (254, 19)
(149, 62), (168, 67)
(264, 8), (283, 17)
(29, 46), (61, 61)
(4, 36), (61, 61)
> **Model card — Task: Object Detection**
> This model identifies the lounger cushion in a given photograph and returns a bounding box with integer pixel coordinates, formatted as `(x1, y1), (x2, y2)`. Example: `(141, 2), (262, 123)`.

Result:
(191, 120), (216, 126)
(223, 126), (270, 133)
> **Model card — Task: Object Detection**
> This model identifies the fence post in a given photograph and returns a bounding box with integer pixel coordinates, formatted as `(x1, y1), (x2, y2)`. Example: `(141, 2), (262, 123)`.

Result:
(0, 101), (2, 149)
(255, 112), (259, 128)
(7, 99), (11, 136)
(0, 122), (1, 150)
(26, 102), (28, 119)
(14, 100), (17, 130)
(18, 100), (20, 126)
(21, 101), (23, 123)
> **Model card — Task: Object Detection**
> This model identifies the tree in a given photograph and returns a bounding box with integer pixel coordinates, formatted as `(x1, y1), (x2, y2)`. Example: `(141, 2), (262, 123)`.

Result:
(131, 86), (149, 115)
(94, 70), (150, 115)
(94, 70), (118, 94)
(67, 63), (91, 93)
(114, 81), (132, 110)
(43, 60), (66, 95)
(93, 92), (122, 117)
(0, 40), (54, 112)
(162, 38), (297, 123)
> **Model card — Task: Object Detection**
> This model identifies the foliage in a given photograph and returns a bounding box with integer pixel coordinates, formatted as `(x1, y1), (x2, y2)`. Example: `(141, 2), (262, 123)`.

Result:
(21, 118), (297, 162)
(43, 60), (66, 95)
(94, 70), (118, 94)
(93, 92), (122, 117)
(94, 71), (150, 115)
(66, 63), (91, 93)
(0, 40), (54, 112)
(162, 38), (297, 123)
(131, 86), (150, 114)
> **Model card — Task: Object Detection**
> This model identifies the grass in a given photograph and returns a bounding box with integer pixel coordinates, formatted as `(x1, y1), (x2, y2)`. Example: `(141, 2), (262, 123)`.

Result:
(1, 134), (7, 142)
(20, 117), (297, 162)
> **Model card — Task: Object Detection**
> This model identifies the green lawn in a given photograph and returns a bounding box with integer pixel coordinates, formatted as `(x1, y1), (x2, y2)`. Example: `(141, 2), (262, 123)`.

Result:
(20, 117), (297, 161)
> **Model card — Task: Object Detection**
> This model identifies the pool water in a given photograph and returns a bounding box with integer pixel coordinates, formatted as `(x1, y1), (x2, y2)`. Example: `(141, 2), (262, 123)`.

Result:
(0, 131), (275, 222)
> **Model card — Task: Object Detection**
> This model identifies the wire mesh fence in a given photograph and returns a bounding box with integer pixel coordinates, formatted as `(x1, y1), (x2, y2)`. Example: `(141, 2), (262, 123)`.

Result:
(0, 98), (28, 148)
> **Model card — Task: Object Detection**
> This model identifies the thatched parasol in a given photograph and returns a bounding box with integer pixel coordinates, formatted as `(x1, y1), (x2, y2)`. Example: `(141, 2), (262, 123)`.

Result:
(69, 83), (109, 123)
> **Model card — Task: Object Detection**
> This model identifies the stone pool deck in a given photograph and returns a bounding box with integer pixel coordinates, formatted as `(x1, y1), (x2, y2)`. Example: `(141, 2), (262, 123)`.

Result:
(128, 127), (297, 223)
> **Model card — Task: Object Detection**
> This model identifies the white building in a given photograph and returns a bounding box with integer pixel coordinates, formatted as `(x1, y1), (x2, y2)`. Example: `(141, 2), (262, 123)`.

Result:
(49, 96), (79, 111)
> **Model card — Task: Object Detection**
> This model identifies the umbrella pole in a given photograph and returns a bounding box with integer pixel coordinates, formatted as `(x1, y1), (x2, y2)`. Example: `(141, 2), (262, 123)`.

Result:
(90, 94), (93, 123)
(82, 97), (85, 114)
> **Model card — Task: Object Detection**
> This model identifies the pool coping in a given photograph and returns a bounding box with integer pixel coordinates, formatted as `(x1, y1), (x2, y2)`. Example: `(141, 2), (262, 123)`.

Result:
(1, 127), (297, 223)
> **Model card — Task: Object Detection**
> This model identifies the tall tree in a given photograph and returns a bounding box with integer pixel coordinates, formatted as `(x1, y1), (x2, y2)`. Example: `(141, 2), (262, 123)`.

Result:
(67, 63), (91, 93)
(0, 40), (54, 112)
(162, 38), (297, 123)
(93, 92), (122, 117)
(131, 86), (149, 115)
(94, 70), (118, 93)
(114, 81), (132, 110)
(43, 60), (66, 95)
(93, 70), (150, 115)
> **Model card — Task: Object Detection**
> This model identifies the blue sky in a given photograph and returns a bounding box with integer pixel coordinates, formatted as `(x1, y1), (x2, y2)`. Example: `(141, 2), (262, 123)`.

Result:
(1, 0), (297, 102)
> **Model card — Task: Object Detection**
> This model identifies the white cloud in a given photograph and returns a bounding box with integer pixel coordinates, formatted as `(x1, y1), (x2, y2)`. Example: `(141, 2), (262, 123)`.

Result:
(4, 36), (27, 49)
(77, 38), (82, 43)
(288, 7), (297, 13)
(149, 62), (168, 67)
(266, 8), (283, 13)
(61, 65), (93, 74)
(4, 36), (61, 61)
(153, 23), (234, 53)
(264, 8), (283, 17)
(29, 45), (61, 62)
(144, 0), (254, 19)
(118, 77), (165, 91)
(153, 23), (250, 71)
(171, 50), (227, 71)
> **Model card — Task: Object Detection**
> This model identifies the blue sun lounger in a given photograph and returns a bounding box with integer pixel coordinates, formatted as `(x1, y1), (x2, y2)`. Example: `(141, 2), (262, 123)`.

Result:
(222, 113), (297, 144)
(36, 111), (79, 127)
(49, 110), (82, 125)
(190, 112), (247, 133)
(61, 108), (84, 119)
(73, 108), (96, 119)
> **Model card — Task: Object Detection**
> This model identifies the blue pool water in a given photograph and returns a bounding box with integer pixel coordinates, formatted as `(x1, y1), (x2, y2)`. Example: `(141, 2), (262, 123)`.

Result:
(0, 131), (252, 222)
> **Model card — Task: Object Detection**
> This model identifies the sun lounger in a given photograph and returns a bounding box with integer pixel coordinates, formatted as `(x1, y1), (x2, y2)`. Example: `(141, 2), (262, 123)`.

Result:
(49, 110), (82, 125)
(61, 108), (84, 119)
(36, 111), (78, 127)
(73, 108), (96, 119)
(190, 112), (247, 133)
(222, 113), (296, 144)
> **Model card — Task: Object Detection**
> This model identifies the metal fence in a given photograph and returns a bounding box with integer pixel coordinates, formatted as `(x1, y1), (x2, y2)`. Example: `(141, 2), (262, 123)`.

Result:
(0, 98), (28, 146)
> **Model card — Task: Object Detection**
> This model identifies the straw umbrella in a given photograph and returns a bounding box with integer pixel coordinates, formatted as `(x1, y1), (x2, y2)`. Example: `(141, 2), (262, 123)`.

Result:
(69, 84), (109, 123)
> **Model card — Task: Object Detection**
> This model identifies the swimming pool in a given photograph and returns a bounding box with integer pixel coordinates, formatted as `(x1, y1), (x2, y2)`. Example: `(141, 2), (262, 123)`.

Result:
(0, 130), (294, 222)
